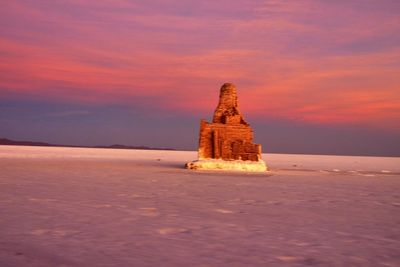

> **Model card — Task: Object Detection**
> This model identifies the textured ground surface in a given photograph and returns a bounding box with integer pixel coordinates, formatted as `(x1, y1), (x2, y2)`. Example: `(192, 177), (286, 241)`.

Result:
(0, 146), (399, 267)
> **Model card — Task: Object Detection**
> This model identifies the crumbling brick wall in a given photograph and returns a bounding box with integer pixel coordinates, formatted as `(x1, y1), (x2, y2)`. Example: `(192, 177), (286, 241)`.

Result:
(197, 83), (262, 162)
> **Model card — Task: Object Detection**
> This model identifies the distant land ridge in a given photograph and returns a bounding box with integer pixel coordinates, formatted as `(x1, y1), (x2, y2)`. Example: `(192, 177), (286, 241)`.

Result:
(0, 138), (175, 151)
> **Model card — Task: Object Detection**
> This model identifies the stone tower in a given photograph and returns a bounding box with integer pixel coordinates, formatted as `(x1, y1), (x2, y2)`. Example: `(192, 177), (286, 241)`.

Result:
(186, 83), (267, 172)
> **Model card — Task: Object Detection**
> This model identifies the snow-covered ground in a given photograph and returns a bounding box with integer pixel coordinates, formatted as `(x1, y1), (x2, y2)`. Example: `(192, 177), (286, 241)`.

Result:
(0, 145), (399, 266)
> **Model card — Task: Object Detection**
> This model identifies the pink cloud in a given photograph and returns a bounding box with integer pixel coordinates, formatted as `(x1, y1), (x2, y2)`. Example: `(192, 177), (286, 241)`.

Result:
(0, 0), (399, 130)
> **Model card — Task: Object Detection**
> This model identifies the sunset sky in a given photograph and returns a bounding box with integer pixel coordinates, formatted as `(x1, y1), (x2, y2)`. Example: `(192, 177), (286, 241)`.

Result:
(1, 0), (399, 156)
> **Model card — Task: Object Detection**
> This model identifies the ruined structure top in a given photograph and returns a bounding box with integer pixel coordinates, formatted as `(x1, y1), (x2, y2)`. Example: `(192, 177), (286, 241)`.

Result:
(212, 83), (247, 125)
(195, 83), (264, 162)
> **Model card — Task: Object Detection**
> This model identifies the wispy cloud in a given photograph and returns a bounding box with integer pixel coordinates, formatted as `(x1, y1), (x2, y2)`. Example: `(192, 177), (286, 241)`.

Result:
(45, 110), (91, 118)
(0, 0), (399, 130)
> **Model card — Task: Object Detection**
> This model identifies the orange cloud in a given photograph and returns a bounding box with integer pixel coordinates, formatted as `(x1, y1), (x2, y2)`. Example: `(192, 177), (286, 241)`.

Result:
(0, 0), (399, 131)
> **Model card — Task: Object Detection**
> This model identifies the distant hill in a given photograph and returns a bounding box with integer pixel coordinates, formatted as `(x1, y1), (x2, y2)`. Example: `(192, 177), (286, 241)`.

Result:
(0, 138), (58, 147)
(0, 138), (175, 151)
(94, 144), (175, 151)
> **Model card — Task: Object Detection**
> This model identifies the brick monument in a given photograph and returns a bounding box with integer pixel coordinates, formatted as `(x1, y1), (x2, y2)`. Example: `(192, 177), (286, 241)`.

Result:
(186, 83), (267, 172)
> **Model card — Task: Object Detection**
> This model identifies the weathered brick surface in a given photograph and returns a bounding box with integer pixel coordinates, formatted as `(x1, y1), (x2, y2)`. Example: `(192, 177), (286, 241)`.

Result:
(198, 83), (262, 161)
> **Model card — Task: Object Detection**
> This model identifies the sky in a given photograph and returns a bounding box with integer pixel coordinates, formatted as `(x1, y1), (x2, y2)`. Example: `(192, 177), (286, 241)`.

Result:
(1, 0), (400, 156)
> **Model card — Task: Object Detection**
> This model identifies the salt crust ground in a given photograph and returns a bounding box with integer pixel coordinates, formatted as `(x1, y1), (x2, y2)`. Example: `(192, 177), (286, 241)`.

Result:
(0, 145), (399, 267)
(186, 159), (268, 172)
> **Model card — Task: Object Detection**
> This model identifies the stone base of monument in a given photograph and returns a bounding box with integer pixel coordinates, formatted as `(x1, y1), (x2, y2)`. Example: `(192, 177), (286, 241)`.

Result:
(185, 159), (268, 172)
